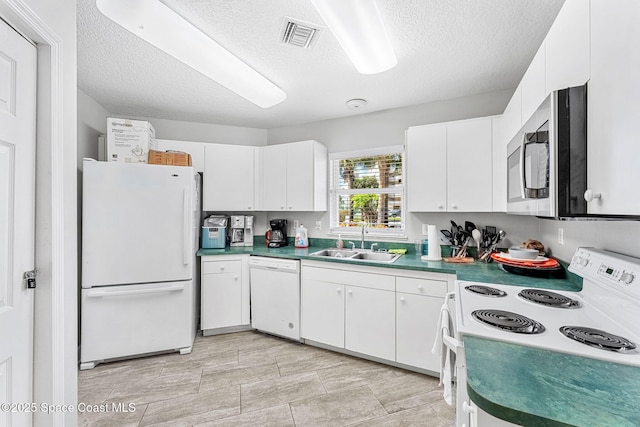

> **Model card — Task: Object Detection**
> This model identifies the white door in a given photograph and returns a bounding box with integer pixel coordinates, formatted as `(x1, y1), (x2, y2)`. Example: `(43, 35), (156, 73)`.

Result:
(0, 19), (37, 426)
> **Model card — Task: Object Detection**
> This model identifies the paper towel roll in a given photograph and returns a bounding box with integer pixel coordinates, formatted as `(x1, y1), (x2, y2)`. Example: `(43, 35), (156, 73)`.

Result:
(426, 224), (441, 261)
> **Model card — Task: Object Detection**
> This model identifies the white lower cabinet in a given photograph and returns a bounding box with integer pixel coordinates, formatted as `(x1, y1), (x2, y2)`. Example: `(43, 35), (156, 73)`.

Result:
(301, 261), (453, 372)
(345, 285), (395, 361)
(201, 256), (250, 331)
(300, 279), (344, 348)
(395, 276), (448, 372)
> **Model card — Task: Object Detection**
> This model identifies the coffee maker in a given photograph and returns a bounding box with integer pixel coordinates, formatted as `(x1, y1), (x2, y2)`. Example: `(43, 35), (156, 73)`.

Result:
(230, 215), (254, 247)
(268, 219), (288, 248)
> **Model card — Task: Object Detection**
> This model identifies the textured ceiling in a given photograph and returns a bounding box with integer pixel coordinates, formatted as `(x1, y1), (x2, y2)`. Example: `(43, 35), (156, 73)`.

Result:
(77, 0), (565, 129)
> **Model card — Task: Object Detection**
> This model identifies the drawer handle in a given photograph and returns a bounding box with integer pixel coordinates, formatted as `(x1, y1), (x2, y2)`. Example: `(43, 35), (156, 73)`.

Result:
(417, 285), (423, 290)
(400, 297), (405, 302)
(348, 289), (353, 295)
(336, 288), (341, 293)
(220, 265), (225, 271)
(234, 275), (238, 280)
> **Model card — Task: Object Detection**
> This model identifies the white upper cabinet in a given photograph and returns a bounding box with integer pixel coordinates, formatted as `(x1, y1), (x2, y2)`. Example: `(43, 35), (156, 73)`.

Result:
(501, 84), (523, 144)
(260, 140), (327, 212)
(545, 0), (590, 92)
(587, 0), (640, 215)
(521, 43), (547, 124)
(203, 144), (257, 211)
(491, 116), (507, 212)
(407, 117), (493, 212)
(406, 124), (447, 212)
(155, 139), (206, 172)
(446, 118), (493, 212)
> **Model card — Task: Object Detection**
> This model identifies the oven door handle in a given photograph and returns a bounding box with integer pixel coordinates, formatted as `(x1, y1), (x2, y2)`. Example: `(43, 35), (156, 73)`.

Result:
(443, 334), (462, 352)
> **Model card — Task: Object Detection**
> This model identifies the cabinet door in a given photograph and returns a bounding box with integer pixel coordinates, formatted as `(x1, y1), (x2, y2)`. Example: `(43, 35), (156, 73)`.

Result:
(545, 0), (590, 92)
(155, 139), (206, 172)
(446, 119), (493, 212)
(588, 0), (640, 215)
(261, 144), (287, 211)
(406, 124), (447, 212)
(201, 271), (242, 330)
(286, 141), (316, 211)
(491, 117), (507, 212)
(396, 292), (442, 371)
(301, 279), (345, 348)
(501, 84), (522, 144)
(345, 286), (395, 361)
(521, 43), (547, 124)
(203, 144), (256, 211)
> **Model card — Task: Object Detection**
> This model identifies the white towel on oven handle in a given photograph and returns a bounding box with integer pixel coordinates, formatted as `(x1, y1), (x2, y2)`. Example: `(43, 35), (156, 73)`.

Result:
(431, 293), (455, 405)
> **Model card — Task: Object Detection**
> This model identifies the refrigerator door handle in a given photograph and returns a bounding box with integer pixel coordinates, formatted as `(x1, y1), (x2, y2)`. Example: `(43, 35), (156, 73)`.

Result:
(86, 283), (185, 298)
(183, 187), (189, 265)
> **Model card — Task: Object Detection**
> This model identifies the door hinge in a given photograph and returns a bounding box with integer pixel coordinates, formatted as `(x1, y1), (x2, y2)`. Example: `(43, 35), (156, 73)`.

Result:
(23, 269), (37, 289)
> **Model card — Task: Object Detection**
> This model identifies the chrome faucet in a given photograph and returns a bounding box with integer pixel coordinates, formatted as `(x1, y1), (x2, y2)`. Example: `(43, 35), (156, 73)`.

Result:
(360, 222), (367, 249)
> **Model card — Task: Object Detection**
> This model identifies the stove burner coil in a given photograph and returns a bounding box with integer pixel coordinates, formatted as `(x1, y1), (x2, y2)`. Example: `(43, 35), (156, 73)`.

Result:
(518, 289), (580, 308)
(559, 326), (637, 352)
(465, 285), (507, 297)
(472, 309), (545, 334)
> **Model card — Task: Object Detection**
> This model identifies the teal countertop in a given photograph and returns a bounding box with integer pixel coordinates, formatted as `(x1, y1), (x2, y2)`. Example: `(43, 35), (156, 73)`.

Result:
(465, 336), (640, 427)
(197, 242), (582, 291)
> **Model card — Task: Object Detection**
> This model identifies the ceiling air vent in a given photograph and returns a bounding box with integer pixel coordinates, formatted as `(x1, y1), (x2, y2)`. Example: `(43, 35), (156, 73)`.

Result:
(280, 17), (321, 49)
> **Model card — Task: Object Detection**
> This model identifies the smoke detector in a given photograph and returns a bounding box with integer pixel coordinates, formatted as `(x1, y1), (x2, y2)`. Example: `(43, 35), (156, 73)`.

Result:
(280, 17), (322, 49)
(346, 99), (367, 110)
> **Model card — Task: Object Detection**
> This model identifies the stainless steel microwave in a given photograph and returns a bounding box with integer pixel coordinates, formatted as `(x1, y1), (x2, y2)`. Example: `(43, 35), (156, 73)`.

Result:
(507, 85), (587, 218)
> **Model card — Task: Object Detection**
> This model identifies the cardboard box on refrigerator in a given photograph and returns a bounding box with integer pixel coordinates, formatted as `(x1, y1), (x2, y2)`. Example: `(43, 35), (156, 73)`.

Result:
(106, 117), (156, 163)
(148, 149), (192, 166)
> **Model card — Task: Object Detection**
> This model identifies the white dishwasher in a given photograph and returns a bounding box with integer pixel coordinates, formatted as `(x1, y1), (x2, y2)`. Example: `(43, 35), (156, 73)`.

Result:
(249, 256), (301, 341)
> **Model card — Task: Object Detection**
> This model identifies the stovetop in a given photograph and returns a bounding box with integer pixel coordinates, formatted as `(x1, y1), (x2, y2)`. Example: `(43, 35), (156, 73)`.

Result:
(456, 279), (640, 366)
(456, 248), (640, 368)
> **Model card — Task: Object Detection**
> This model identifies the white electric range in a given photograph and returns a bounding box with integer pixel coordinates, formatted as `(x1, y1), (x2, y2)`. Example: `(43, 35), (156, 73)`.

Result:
(444, 247), (640, 427)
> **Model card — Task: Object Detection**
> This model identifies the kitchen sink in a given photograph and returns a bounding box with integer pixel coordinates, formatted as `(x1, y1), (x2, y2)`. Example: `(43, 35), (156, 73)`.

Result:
(310, 249), (360, 258)
(309, 248), (401, 264)
(350, 252), (400, 263)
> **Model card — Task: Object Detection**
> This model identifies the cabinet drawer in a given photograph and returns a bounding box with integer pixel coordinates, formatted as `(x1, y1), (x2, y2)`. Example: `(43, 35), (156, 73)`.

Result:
(203, 260), (242, 275)
(303, 266), (395, 292)
(396, 277), (447, 298)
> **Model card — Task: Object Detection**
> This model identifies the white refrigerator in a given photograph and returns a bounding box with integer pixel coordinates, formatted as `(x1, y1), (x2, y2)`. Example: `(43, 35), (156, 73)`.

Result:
(80, 159), (201, 370)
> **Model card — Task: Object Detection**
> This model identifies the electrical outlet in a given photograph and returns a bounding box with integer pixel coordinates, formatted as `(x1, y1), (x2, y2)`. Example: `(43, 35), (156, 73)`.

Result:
(421, 224), (428, 235)
(315, 221), (322, 230)
(558, 228), (564, 245)
(293, 220), (300, 229)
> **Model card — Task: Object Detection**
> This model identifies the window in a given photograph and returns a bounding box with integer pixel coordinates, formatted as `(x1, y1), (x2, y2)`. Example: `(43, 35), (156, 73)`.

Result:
(329, 146), (405, 237)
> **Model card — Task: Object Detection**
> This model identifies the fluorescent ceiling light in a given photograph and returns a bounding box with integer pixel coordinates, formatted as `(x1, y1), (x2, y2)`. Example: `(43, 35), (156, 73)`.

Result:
(96, 0), (286, 108)
(311, 0), (397, 74)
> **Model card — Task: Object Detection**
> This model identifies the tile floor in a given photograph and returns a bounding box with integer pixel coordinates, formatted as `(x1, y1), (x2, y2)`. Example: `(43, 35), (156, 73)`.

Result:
(78, 331), (455, 426)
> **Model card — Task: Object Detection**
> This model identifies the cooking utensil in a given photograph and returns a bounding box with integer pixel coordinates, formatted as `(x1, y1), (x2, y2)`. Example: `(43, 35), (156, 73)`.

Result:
(472, 229), (482, 254)
(465, 221), (477, 235)
(440, 230), (454, 245)
(456, 237), (471, 258)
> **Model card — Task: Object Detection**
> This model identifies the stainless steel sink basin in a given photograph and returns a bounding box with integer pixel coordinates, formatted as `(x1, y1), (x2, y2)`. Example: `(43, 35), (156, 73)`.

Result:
(310, 249), (360, 258)
(350, 252), (401, 263)
(309, 248), (401, 264)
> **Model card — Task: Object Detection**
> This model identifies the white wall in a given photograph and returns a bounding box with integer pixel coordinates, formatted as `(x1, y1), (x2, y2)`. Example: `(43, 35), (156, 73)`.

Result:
(119, 114), (267, 146)
(540, 219), (640, 261)
(267, 89), (512, 149)
(78, 90), (109, 163)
